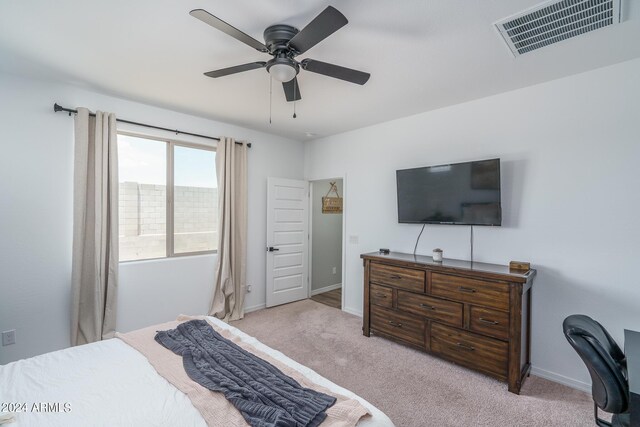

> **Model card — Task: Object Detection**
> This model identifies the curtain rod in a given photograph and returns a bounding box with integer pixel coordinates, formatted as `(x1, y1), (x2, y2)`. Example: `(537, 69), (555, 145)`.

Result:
(53, 103), (251, 147)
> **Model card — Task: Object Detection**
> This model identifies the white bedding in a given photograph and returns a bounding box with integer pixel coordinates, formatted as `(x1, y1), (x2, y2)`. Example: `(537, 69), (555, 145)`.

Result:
(0, 316), (393, 427)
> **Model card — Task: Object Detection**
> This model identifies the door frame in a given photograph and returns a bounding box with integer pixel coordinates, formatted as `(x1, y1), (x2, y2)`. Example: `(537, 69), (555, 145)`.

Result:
(308, 174), (347, 311)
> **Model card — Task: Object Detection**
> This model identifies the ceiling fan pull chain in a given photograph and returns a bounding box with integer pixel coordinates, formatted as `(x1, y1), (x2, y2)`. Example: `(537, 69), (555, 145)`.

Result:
(293, 81), (297, 118)
(269, 75), (273, 124)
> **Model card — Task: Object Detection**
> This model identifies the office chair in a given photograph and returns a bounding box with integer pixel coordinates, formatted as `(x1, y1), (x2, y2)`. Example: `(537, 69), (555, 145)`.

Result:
(563, 314), (629, 427)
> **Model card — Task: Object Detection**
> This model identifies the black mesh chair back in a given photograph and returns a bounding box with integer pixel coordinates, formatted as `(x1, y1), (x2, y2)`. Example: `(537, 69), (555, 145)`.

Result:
(563, 314), (629, 426)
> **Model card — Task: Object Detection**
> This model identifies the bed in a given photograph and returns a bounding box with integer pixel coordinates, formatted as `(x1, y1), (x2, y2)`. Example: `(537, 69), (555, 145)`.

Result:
(0, 316), (393, 427)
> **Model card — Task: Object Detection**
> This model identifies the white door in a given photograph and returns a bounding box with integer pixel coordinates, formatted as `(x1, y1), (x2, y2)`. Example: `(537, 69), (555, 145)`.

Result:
(266, 178), (309, 307)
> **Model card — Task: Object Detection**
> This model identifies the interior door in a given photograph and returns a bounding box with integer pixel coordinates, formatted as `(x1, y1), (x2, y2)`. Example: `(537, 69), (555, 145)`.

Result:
(266, 177), (309, 307)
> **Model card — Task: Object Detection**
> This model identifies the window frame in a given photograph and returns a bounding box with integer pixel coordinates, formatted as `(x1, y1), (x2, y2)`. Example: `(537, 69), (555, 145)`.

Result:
(118, 131), (217, 263)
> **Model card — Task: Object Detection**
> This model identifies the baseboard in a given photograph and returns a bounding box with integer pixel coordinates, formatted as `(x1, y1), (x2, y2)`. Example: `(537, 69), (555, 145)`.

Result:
(342, 306), (363, 317)
(310, 283), (342, 296)
(244, 303), (266, 314)
(530, 366), (591, 393)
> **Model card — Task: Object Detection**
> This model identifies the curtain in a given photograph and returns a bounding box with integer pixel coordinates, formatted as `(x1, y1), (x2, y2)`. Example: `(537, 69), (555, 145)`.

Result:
(209, 137), (248, 321)
(71, 108), (119, 346)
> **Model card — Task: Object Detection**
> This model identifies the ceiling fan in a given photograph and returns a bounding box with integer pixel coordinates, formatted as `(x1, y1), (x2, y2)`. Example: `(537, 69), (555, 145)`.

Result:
(189, 6), (370, 102)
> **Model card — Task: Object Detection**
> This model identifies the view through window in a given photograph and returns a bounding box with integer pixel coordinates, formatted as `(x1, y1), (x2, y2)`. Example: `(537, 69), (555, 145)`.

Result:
(173, 145), (217, 254)
(118, 134), (217, 261)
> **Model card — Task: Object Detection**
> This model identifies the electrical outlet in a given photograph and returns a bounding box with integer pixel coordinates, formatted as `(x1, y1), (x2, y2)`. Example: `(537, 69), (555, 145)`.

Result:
(332, 267), (337, 274)
(246, 285), (252, 293)
(2, 330), (16, 346)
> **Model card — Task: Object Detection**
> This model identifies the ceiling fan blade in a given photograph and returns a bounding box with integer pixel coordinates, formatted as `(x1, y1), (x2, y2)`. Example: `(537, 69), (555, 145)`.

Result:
(204, 62), (266, 78)
(190, 9), (268, 52)
(282, 77), (302, 102)
(288, 6), (348, 55)
(301, 59), (370, 85)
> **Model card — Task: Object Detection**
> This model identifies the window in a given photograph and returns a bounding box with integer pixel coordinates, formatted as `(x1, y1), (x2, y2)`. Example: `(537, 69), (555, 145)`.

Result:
(173, 145), (217, 254)
(118, 133), (217, 262)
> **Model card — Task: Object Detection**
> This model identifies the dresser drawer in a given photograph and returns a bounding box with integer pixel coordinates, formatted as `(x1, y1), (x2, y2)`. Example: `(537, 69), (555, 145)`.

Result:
(431, 323), (508, 380)
(370, 262), (425, 293)
(397, 290), (463, 327)
(431, 273), (509, 311)
(370, 305), (425, 347)
(469, 306), (510, 340)
(370, 284), (393, 308)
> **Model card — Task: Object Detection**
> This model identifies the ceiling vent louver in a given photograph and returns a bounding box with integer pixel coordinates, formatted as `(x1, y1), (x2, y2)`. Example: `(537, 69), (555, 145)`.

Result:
(495, 0), (622, 57)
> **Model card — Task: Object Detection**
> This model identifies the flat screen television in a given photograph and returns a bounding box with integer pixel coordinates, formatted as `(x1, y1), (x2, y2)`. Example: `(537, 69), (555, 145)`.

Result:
(396, 158), (501, 226)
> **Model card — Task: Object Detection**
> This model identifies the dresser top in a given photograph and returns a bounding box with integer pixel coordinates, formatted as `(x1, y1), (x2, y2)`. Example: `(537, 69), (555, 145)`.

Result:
(361, 251), (536, 284)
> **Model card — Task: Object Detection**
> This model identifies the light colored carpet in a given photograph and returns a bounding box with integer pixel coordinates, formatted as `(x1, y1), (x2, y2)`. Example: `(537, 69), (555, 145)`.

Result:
(232, 299), (596, 427)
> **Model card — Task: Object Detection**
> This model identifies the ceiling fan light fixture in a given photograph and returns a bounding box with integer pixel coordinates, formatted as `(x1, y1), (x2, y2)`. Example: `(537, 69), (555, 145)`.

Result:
(266, 56), (299, 83)
(269, 63), (297, 82)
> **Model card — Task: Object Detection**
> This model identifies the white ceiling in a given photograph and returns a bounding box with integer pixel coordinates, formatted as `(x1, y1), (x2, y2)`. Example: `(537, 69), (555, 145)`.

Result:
(1, 0), (639, 140)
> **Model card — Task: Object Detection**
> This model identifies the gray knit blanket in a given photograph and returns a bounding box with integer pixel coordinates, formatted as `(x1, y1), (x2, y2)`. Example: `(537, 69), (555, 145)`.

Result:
(155, 319), (336, 427)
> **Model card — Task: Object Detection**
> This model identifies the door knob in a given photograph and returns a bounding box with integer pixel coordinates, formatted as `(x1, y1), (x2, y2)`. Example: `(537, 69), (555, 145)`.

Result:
(267, 246), (280, 252)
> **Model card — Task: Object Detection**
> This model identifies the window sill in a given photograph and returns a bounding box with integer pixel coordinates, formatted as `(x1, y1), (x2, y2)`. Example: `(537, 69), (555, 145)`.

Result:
(119, 251), (217, 265)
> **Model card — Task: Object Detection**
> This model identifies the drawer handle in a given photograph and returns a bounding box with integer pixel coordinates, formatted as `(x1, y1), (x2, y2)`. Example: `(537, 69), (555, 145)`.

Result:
(478, 317), (499, 325)
(389, 274), (402, 280)
(457, 286), (477, 293)
(388, 321), (403, 328)
(419, 303), (437, 311)
(455, 342), (475, 352)
(375, 293), (388, 298)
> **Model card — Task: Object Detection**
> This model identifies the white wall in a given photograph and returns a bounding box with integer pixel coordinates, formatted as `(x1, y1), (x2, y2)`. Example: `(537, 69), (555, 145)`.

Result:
(310, 179), (343, 292)
(0, 71), (304, 364)
(304, 58), (640, 390)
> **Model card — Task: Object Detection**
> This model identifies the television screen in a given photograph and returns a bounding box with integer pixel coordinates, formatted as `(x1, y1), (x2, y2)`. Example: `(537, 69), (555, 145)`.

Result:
(396, 158), (501, 226)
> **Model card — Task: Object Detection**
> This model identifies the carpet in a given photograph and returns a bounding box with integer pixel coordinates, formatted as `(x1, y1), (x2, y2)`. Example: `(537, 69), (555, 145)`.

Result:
(231, 299), (596, 427)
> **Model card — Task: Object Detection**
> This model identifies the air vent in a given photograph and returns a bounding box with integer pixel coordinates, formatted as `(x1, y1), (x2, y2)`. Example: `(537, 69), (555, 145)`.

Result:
(495, 0), (622, 57)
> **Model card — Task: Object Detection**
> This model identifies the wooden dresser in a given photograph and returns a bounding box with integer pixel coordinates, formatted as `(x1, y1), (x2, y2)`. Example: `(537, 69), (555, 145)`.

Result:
(361, 251), (536, 394)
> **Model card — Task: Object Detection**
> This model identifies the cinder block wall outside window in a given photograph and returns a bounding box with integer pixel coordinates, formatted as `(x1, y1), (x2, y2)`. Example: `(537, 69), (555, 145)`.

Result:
(118, 182), (217, 261)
